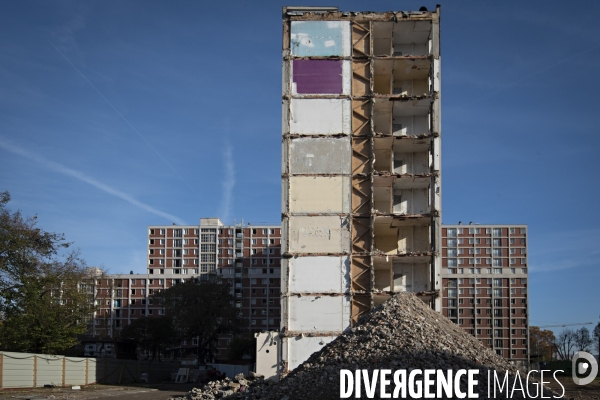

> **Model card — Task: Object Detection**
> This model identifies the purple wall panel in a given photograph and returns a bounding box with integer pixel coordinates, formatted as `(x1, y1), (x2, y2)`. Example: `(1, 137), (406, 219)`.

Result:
(292, 60), (343, 94)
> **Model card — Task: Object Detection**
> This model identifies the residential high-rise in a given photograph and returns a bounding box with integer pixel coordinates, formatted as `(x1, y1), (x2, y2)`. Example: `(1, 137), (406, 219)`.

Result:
(87, 218), (282, 361)
(441, 224), (529, 365)
(147, 218), (282, 332)
(280, 6), (442, 371)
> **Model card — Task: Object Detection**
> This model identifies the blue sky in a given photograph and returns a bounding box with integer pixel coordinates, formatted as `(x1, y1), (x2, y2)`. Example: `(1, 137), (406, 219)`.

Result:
(1, 0), (599, 336)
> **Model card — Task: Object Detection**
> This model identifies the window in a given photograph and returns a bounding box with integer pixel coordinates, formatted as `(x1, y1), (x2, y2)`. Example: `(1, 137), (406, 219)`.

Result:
(493, 228), (501, 237)
(510, 238), (515, 244)
(159, 229), (165, 235)
(447, 228), (457, 237)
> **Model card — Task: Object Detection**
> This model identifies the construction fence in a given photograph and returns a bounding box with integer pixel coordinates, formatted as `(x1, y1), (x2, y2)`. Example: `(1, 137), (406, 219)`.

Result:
(0, 352), (181, 389)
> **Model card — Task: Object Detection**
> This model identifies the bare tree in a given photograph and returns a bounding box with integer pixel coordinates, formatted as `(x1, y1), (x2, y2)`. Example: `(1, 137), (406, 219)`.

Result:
(593, 322), (600, 354)
(573, 327), (592, 352)
(554, 329), (576, 360)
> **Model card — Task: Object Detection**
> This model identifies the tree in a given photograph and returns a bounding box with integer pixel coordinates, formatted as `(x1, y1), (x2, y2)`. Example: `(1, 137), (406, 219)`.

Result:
(228, 333), (256, 361)
(592, 322), (600, 354)
(573, 326), (592, 352)
(154, 277), (240, 364)
(120, 316), (177, 360)
(0, 191), (97, 354)
(554, 329), (576, 360)
(529, 326), (555, 362)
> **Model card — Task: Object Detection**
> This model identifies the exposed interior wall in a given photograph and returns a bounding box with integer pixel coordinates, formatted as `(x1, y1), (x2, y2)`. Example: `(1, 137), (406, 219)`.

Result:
(255, 332), (280, 381)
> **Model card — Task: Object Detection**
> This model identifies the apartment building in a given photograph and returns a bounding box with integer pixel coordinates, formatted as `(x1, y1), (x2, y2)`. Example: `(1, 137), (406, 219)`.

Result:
(88, 218), (282, 360)
(441, 224), (529, 365)
(147, 218), (282, 332)
(280, 6), (442, 371)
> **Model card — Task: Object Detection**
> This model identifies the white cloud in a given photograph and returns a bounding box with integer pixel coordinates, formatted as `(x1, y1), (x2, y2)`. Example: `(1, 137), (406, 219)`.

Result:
(219, 140), (235, 224)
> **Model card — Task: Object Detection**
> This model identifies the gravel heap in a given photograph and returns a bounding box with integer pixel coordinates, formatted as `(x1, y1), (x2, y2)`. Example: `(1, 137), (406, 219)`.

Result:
(172, 292), (554, 399)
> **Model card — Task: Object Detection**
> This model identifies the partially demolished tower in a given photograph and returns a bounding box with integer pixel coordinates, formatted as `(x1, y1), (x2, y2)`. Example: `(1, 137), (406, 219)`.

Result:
(281, 6), (442, 370)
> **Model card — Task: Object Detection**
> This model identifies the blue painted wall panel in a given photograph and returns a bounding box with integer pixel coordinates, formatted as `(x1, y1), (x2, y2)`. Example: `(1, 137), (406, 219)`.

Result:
(290, 21), (350, 56)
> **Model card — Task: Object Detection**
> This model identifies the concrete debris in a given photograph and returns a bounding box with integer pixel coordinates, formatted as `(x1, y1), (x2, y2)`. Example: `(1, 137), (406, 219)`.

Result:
(171, 293), (554, 400)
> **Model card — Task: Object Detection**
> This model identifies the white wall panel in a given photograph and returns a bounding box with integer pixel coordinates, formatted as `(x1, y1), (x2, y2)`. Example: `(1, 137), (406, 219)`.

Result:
(289, 256), (350, 293)
(288, 216), (351, 253)
(289, 138), (351, 174)
(288, 295), (350, 332)
(285, 336), (336, 371)
(289, 99), (351, 134)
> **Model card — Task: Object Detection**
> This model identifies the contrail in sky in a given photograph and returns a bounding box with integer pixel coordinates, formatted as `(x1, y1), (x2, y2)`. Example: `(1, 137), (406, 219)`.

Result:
(219, 140), (235, 224)
(466, 44), (600, 105)
(49, 40), (195, 193)
(0, 139), (186, 225)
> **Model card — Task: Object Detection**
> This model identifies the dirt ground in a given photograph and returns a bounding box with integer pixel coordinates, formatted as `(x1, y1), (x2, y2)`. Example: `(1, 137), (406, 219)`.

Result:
(541, 375), (600, 399)
(1, 376), (599, 399)
(0, 382), (196, 400)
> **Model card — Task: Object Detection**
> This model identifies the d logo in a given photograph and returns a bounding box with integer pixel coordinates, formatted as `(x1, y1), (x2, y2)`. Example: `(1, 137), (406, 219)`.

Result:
(572, 351), (598, 385)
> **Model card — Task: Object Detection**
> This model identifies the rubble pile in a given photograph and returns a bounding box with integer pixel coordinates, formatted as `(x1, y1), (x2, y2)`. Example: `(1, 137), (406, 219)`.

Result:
(173, 292), (554, 399)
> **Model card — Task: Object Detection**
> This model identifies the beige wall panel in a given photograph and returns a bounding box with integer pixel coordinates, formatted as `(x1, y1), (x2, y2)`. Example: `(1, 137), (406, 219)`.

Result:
(289, 176), (350, 213)
(288, 216), (351, 253)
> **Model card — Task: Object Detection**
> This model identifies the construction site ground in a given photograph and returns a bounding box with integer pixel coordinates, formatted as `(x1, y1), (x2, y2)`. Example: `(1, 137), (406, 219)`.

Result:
(0, 382), (195, 400)
(0, 376), (598, 399)
(545, 375), (600, 400)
